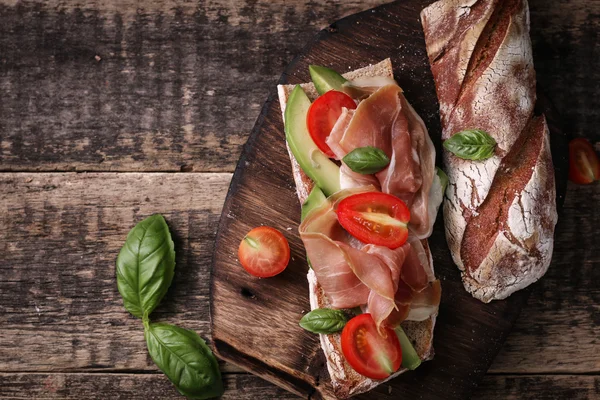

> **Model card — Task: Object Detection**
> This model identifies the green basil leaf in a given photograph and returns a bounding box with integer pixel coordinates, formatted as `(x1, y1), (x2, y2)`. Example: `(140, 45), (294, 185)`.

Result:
(116, 214), (175, 319)
(145, 322), (223, 399)
(299, 308), (347, 334)
(443, 129), (496, 160)
(342, 146), (390, 174)
(436, 167), (449, 193)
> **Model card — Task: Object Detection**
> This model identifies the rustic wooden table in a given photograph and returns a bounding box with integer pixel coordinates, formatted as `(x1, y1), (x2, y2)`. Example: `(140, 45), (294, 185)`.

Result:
(0, 0), (598, 399)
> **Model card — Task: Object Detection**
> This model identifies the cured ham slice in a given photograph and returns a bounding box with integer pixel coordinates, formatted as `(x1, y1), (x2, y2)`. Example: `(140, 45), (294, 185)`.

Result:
(363, 244), (408, 329)
(402, 235), (433, 292)
(384, 280), (414, 328)
(301, 233), (370, 308)
(407, 280), (442, 322)
(326, 83), (438, 239)
(300, 188), (441, 330)
(341, 76), (398, 99)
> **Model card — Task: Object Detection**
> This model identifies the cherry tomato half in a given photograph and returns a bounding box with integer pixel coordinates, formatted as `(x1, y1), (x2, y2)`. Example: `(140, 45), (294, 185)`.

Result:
(238, 226), (290, 278)
(307, 90), (357, 157)
(336, 192), (410, 249)
(569, 138), (600, 184)
(341, 313), (402, 380)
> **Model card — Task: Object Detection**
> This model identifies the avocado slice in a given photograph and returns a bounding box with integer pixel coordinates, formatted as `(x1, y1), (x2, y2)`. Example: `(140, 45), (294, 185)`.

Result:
(285, 85), (341, 197)
(395, 326), (422, 370)
(309, 65), (347, 95)
(301, 186), (327, 222)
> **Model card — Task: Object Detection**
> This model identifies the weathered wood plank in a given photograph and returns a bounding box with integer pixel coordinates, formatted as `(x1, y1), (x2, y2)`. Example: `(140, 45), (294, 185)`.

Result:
(0, 373), (299, 400)
(0, 0), (598, 172)
(0, 372), (598, 399)
(0, 173), (230, 371)
(0, 0), (388, 172)
(1, 174), (598, 378)
(475, 374), (600, 400)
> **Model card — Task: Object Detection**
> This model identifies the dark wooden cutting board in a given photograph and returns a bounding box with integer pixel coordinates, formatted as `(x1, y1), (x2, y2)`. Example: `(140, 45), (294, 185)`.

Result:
(210, 1), (568, 399)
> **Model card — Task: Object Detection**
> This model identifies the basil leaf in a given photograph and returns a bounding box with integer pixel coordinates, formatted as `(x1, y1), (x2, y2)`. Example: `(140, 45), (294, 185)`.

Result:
(299, 308), (347, 334)
(342, 146), (390, 174)
(436, 167), (449, 193)
(145, 322), (223, 399)
(116, 214), (175, 319)
(443, 129), (496, 160)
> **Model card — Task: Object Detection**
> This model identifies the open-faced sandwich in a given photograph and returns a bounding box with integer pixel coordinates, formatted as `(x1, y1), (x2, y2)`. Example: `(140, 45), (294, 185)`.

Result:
(278, 59), (444, 398)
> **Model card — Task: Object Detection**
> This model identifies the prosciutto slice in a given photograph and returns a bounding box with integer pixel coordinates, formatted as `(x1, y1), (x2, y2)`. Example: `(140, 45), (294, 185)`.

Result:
(326, 83), (438, 239)
(300, 188), (441, 330)
(407, 280), (442, 322)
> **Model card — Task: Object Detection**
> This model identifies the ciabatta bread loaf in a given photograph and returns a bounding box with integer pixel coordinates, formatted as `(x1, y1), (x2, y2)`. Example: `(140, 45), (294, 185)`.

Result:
(421, 0), (558, 302)
(278, 59), (436, 399)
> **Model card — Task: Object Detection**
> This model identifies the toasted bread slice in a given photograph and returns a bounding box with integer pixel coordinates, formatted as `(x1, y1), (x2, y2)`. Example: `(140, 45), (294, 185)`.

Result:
(278, 59), (437, 399)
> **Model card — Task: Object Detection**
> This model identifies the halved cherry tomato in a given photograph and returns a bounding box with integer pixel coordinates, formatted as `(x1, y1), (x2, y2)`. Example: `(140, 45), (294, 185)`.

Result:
(307, 90), (357, 157)
(238, 226), (290, 278)
(336, 192), (410, 249)
(341, 313), (402, 380)
(569, 138), (600, 184)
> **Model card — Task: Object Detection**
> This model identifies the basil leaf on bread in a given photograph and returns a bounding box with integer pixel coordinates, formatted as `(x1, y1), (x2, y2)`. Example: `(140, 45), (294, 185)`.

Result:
(300, 308), (348, 334)
(443, 129), (496, 160)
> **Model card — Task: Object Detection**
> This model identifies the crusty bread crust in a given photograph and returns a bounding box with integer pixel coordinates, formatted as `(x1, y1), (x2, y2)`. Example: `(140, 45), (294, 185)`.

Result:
(278, 59), (437, 399)
(421, 0), (557, 302)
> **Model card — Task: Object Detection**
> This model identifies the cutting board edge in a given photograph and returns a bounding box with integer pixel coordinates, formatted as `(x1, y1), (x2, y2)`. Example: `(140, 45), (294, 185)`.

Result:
(213, 338), (318, 399)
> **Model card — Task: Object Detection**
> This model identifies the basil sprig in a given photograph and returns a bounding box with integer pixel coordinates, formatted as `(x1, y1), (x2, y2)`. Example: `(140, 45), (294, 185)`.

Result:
(145, 322), (223, 399)
(116, 215), (223, 399)
(116, 214), (175, 318)
(342, 146), (390, 174)
(443, 129), (496, 160)
(300, 308), (347, 334)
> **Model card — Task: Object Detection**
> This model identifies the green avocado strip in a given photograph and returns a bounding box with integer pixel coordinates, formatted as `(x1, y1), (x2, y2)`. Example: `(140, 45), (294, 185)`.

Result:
(396, 326), (422, 370)
(309, 65), (347, 95)
(284, 85), (341, 197)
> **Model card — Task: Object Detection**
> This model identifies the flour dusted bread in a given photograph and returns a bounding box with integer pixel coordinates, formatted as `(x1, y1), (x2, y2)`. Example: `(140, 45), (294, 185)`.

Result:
(278, 59), (436, 399)
(421, 0), (557, 302)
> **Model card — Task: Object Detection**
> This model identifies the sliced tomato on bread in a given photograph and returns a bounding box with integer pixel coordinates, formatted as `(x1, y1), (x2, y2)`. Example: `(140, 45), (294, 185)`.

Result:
(341, 313), (402, 380)
(336, 192), (410, 249)
(307, 90), (357, 157)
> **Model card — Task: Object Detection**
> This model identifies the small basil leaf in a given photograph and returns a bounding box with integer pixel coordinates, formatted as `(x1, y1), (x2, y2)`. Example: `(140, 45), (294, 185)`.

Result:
(443, 129), (496, 160)
(300, 308), (347, 334)
(116, 214), (175, 318)
(436, 167), (449, 193)
(145, 323), (224, 399)
(342, 146), (390, 174)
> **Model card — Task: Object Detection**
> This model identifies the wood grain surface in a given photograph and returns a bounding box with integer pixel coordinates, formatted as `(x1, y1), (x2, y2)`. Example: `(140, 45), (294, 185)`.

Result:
(0, 0), (597, 171)
(0, 0), (598, 399)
